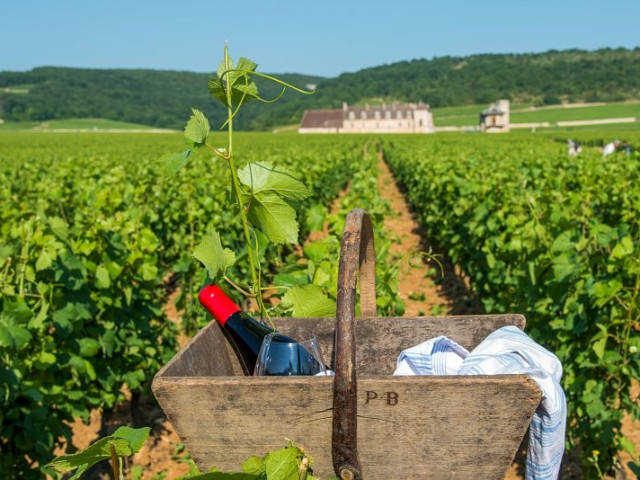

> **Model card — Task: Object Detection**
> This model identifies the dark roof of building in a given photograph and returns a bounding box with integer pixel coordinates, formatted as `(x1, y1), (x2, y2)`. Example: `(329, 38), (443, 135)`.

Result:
(299, 109), (343, 129)
(481, 105), (505, 116)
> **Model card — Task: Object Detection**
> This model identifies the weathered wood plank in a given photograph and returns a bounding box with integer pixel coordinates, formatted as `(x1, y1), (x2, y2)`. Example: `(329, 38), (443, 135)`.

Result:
(152, 314), (537, 479)
(158, 315), (526, 378)
(152, 375), (540, 479)
(157, 320), (239, 377)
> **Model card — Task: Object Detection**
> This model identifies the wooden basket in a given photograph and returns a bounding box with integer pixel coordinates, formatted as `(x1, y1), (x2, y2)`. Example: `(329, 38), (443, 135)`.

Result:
(152, 209), (541, 479)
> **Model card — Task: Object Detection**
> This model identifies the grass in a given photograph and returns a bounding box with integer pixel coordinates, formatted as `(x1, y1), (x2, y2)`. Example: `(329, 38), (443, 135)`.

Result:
(538, 122), (640, 134)
(0, 118), (171, 131)
(1, 84), (34, 94)
(271, 123), (300, 133)
(0, 121), (40, 131)
(512, 103), (640, 123)
(432, 101), (640, 127)
(42, 118), (162, 130)
(434, 115), (479, 127)
(432, 103), (532, 126)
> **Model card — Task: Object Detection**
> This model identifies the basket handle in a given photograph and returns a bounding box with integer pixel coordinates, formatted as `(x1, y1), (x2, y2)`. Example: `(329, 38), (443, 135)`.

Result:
(332, 208), (377, 480)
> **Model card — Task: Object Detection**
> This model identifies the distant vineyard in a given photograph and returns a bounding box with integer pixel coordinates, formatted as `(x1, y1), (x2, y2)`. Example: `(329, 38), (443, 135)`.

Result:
(2, 130), (639, 477)
(0, 132), (395, 477)
(383, 133), (640, 476)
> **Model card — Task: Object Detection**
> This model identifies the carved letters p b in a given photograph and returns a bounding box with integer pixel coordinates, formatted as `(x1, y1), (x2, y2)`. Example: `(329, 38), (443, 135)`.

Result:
(364, 390), (399, 406)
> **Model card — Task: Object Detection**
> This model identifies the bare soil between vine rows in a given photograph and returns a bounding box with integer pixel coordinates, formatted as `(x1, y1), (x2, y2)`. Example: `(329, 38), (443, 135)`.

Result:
(68, 156), (639, 479)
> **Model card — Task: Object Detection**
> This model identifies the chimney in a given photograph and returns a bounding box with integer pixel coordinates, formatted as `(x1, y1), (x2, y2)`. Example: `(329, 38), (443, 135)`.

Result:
(342, 102), (348, 111)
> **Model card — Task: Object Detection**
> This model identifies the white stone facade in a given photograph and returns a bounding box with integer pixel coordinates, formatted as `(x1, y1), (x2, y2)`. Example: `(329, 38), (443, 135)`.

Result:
(479, 100), (510, 133)
(299, 102), (435, 134)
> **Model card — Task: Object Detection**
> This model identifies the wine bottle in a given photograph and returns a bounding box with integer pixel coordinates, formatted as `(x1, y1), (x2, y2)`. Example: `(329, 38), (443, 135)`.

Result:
(198, 285), (324, 376)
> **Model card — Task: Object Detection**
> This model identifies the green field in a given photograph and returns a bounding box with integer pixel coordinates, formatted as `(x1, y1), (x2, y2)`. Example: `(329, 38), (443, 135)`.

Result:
(0, 121), (41, 131)
(513, 102), (640, 123)
(539, 122), (640, 136)
(1, 83), (33, 94)
(0, 117), (170, 131)
(433, 101), (640, 127)
(2, 126), (640, 478)
(432, 103), (532, 126)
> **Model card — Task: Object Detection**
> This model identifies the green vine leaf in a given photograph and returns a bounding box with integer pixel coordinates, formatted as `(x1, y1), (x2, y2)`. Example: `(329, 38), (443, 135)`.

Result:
(46, 438), (130, 480)
(193, 230), (236, 279)
(164, 149), (194, 176)
(238, 162), (310, 244)
(611, 236), (634, 259)
(282, 285), (336, 317)
(264, 447), (299, 480)
(0, 301), (33, 350)
(207, 77), (227, 106)
(551, 253), (579, 282)
(238, 162), (310, 202)
(95, 264), (111, 289)
(35, 248), (54, 271)
(241, 455), (265, 475)
(78, 338), (100, 357)
(0, 318), (32, 350)
(45, 427), (149, 480)
(112, 426), (150, 452)
(184, 108), (211, 145)
(246, 193), (299, 244)
(182, 473), (262, 480)
(304, 205), (327, 233)
(49, 216), (70, 243)
(208, 57), (259, 108)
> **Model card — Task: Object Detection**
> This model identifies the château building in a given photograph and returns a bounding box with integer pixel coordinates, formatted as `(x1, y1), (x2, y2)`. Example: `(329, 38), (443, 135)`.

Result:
(479, 100), (510, 133)
(299, 102), (435, 134)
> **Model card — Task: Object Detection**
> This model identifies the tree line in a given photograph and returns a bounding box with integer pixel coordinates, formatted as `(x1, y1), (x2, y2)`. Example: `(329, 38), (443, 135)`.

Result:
(1, 47), (639, 130)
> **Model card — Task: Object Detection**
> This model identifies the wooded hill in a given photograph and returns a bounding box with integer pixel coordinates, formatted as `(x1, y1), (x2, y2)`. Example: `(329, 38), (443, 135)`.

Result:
(1, 47), (639, 131)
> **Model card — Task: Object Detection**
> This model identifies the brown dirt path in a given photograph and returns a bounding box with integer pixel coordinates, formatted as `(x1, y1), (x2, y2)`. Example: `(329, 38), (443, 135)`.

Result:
(377, 155), (482, 317)
(620, 383), (640, 478)
(377, 156), (528, 478)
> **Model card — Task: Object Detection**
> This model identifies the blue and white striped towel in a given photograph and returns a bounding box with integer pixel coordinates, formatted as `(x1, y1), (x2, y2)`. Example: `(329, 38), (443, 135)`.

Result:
(393, 325), (566, 480)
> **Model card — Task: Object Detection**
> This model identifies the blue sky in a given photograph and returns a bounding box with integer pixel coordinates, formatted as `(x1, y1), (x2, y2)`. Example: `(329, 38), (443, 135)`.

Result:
(2, 0), (638, 77)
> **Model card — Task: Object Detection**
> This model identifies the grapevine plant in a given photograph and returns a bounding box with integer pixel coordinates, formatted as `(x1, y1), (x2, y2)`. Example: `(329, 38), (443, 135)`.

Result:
(45, 45), (338, 480)
(383, 135), (640, 478)
(0, 156), (180, 478)
(47, 426), (326, 480)
(163, 44), (335, 321)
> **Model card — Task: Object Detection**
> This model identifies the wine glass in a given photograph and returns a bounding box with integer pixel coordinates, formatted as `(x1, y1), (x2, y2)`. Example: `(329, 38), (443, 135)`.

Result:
(254, 333), (327, 376)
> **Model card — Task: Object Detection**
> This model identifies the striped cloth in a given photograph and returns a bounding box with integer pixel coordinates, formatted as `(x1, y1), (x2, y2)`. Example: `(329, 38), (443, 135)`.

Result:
(393, 326), (566, 480)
